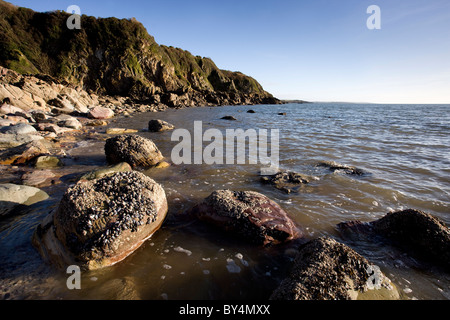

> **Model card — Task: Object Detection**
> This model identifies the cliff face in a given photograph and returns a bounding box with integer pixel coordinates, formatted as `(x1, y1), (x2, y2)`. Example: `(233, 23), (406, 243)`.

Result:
(0, 1), (279, 106)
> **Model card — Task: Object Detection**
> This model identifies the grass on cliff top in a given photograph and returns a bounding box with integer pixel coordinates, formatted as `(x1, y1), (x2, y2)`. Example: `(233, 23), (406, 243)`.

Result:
(0, 0), (270, 98)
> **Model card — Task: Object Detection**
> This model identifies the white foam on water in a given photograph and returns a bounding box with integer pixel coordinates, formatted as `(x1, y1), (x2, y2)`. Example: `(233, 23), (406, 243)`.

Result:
(174, 246), (192, 256)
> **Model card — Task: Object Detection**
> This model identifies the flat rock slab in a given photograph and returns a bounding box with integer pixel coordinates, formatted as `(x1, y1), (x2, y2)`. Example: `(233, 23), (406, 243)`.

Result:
(316, 161), (368, 176)
(79, 162), (132, 181)
(0, 140), (49, 165)
(89, 106), (114, 119)
(261, 171), (317, 194)
(21, 170), (57, 187)
(0, 183), (49, 216)
(0, 133), (44, 149)
(34, 155), (62, 168)
(106, 128), (139, 135)
(220, 116), (237, 121)
(338, 209), (450, 268)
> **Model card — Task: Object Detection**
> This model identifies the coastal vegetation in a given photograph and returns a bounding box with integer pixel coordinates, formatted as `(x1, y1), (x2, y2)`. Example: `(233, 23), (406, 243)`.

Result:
(0, 0), (277, 105)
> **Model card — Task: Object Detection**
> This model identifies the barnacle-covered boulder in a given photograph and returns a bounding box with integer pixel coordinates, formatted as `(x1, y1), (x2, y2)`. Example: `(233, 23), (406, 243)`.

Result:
(32, 171), (168, 270)
(188, 190), (302, 246)
(270, 237), (400, 300)
(338, 209), (450, 268)
(104, 135), (164, 168)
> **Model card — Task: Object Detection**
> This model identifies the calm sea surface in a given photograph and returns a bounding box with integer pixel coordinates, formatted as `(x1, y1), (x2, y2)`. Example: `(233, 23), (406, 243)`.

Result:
(1, 103), (449, 300)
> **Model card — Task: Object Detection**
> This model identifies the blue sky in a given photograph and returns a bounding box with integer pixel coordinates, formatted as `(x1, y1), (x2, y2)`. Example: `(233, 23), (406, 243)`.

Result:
(7, 0), (450, 103)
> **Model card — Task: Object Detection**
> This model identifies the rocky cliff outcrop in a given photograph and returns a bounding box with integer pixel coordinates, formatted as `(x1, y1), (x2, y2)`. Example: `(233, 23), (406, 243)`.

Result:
(0, 1), (279, 107)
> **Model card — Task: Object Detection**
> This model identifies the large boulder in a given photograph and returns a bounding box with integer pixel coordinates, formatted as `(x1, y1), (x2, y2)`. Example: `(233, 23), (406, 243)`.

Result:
(104, 135), (164, 168)
(188, 190), (302, 246)
(270, 237), (399, 300)
(338, 209), (450, 268)
(32, 171), (168, 270)
(0, 183), (49, 216)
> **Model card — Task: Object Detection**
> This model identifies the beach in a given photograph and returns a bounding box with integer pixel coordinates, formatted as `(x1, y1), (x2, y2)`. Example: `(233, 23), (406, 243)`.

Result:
(1, 102), (449, 300)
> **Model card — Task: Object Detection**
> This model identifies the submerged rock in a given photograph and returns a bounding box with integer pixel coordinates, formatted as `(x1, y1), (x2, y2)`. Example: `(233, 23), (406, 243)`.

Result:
(270, 237), (399, 300)
(0, 183), (49, 216)
(21, 170), (57, 187)
(104, 134), (164, 168)
(220, 116), (237, 121)
(106, 128), (139, 135)
(88, 277), (141, 300)
(338, 209), (450, 268)
(261, 171), (316, 194)
(188, 190), (302, 246)
(79, 162), (132, 181)
(32, 171), (168, 270)
(86, 119), (108, 127)
(148, 119), (175, 132)
(34, 123), (74, 134)
(316, 161), (367, 176)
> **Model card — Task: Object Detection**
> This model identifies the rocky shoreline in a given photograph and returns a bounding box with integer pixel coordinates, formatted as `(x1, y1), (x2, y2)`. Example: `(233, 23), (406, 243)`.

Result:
(1, 66), (449, 300)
